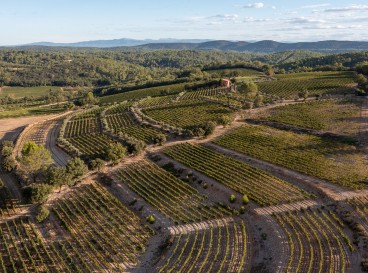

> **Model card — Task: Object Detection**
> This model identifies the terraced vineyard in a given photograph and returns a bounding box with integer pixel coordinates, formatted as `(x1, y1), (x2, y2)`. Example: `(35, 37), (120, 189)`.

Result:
(52, 183), (153, 271)
(157, 219), (249, 273)
(64, 117), (101, 138)
(214, 125), (368, 188)
(100, 82), (187, 104)
(0, 183), (153, 273)
(61, 107), (117, 157)
(180, 87), (229, 101)
(115, 160), (233, 224)
(104, 103), (163, 143)
(348, 196), (368, 233)
(260, 98), (361, 134)
(163, 143), (311, 206)
(207, 94), (243, 108)
(143, 101), (235, 130)
(0, 218), (68, 272)
(137, 95), (176, 108)
(257, 71), (355, 99)
(274, 208), (353, 273)
(68, 133), (113, 157)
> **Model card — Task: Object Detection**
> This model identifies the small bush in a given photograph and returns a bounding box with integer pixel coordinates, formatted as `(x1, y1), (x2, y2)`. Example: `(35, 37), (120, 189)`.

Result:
(153, 134), (167, 145)
(242, 194), (249, 204)
(36, 205), (50, 223)
(147, 215), (155, 224)
(240, 206), (245, 214)
(229, 194), (236, 203)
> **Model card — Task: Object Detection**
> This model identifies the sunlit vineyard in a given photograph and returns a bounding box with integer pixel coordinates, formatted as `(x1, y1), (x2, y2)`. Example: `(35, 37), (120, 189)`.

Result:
(2, 43), (367, 273)
(180, 87), (229, 101)
(274, 208), (353, 273)
(260, 98), (361, 134)
(257, 71), (355, 99)
(143, 101), (235, 130)
(214, 125), (368, 188)
(137, 95), (176, 108)
(68, 133), (113, 157)
(104, 103), (163, 143)
(52, 183), (153, 271)
(115, 160), (233, 224)
(99, 82), (187, 104)
(348, 196), (368, 234)
(206, 94), (243, 108)
(164, 143), (311, 206)
(157, 219), (249, 273)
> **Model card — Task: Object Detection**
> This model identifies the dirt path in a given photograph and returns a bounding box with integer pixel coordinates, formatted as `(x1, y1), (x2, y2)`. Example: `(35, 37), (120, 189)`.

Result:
(253, 200), (319, 216)
(0, 114), (71, 140)
(45, 118), (70, 166)
(12, 112), (71, 166)
(0, 114), (62, 141)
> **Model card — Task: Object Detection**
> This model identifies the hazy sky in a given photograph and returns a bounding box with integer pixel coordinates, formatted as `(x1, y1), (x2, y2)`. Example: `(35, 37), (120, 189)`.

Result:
(1, 0), (368, 45)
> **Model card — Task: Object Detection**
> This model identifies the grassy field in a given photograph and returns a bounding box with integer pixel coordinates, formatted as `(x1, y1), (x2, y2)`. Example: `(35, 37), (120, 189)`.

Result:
(0, 104), (66, 119)
(257, 71), (356, 99)
(100, 82), (187, 104)
(214, 124), (368, 188)
(259, 98), (362, 134)
(0, 86), (61, 98)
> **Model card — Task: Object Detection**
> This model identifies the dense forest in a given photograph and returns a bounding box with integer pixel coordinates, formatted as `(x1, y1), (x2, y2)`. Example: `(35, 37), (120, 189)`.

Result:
(0, 47), (368, 88)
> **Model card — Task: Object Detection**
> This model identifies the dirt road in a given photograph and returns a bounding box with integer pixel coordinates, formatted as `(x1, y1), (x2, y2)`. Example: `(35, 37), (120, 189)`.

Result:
(0, 114), (65, 142)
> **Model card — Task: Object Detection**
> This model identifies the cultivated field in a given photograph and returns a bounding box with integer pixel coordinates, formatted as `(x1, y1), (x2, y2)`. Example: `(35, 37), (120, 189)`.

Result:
(258, 98), (362, 134)
(213, 124), (368, 188)
(1, 67), (367, 273)
(257, 71), (356, 99)
(143, 101), (234, 130)
(0, 86), (61, 98)
(115, 160), (233, 224)
(163, 143), (311, 206)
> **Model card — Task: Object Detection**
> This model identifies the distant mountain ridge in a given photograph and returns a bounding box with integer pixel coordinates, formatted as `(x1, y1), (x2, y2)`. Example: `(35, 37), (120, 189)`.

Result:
(21, 39), (368, 53)
(135, 40), (368, 53)
(25, 38), (212, 48)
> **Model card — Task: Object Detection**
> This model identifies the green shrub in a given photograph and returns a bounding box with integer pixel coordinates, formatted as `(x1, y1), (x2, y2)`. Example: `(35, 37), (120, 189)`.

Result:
(22, 183), (53, 204)
(240, 206), (245, 214)
(153, 134), (167, 145)
(2, 156), (17, 172)
(147, 215), (155, 224)
(36, 205), (50, 223)
(242, 194), (249, 204)
(229, 194), (236, 203)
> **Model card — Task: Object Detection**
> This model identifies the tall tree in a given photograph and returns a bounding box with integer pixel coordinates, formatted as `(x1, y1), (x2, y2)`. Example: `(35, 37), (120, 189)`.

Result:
(18, 141), (53, 183)
(262, 65), (275, 76)
(238, 82), (258, 99)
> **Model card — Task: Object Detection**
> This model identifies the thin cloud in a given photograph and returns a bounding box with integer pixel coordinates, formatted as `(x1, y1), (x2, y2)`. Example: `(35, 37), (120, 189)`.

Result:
(243, 2), (264, 9)
(301, 4), (330, 9)
(324, 4), (368, 12)
(287, 17), (327, 24)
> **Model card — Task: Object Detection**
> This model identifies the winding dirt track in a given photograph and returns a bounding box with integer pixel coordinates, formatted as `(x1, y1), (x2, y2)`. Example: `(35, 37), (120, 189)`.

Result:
(45, 118), (70, 166)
